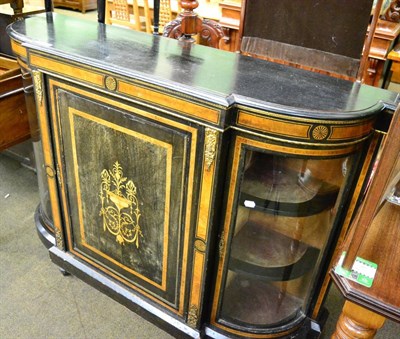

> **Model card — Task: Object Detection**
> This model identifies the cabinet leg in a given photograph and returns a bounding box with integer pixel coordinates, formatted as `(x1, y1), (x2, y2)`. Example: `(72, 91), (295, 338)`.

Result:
(60, 268), (71, 276)
(332, 301), (386, 339)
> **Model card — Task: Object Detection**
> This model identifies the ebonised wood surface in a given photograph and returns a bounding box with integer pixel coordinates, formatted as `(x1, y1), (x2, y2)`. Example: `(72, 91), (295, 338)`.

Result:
(7, 13), (399, 119)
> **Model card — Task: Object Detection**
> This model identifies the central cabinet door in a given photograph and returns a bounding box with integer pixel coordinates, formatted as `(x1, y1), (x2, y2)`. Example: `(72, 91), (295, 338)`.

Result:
(48, 78), (201, 317)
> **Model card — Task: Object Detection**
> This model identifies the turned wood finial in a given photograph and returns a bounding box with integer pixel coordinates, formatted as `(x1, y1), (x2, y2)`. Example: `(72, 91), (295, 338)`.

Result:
(10, 0), (24, 16)
(162, 0), (225, 48)
(181, 0), (199, 11)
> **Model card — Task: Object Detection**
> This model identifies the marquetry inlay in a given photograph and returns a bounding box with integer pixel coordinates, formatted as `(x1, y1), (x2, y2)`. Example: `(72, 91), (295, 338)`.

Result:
(100, 161), (143, 247)
(311, 125), (330, 140)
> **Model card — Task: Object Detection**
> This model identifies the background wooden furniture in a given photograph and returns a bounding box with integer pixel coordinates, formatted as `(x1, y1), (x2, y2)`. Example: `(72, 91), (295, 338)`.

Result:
(163, 0), (224, 48)
(0, 0), (23, 15)
(53, 0), (96, 13)
(0, 56), (30, 151)
(218, 0), (241, 51)
(331, 105), (400, 338)
(0, 2), (45, 55)
(387, 42), (400, 82)
(363, 19), (400, 87)
(238, 0), (375, 81)
(105, 0), (151, 32)
(8, 14), (399, 339)
(381, 0), (400, 22)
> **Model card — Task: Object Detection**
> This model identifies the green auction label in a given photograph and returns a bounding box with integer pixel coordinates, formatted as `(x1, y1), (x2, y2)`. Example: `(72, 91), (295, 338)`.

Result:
(335, 251), (377, 288)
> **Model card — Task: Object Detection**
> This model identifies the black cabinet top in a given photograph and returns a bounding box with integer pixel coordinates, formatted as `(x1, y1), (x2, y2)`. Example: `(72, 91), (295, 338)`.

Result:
(7, 13), (399, 119)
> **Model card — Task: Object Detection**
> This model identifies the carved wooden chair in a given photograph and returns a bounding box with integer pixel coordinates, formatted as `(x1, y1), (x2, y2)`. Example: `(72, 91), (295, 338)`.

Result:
(158, 0), (181, 33)
(162, 0), (225, 49)
(380, 0), (400, 22)
(238, 0), (378, 81)
(105, 0), (152, 33)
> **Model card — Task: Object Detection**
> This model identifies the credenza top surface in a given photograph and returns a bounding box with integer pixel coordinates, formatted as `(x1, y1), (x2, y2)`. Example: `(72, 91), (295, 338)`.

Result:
(7, 13), (399, 119)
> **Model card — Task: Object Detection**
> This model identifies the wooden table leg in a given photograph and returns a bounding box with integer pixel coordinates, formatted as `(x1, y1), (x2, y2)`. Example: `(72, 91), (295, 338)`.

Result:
(10, 0), (24, 15)
(332, 301), (386, 339)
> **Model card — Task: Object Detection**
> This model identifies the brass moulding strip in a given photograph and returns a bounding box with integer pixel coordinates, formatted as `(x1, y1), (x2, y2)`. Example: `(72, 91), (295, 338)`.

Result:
(237, 110), (376, 143)
(32, 70), (64, 250)
(10, 39), (27, 59)
(69, 107), (171, 291)
(29, 52), (222, 125)
(48, 78), (198, 316)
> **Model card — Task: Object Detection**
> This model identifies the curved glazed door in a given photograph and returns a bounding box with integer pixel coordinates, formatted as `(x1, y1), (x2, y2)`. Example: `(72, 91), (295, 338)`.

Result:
(210, 132), (361, 337)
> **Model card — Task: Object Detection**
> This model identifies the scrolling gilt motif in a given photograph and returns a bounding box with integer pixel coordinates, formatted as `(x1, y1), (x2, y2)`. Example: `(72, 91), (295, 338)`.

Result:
(32, 70), (43, 104)
(187, 304), (199, 327)
(99, 161), (143, 247)
(55, 229), (64, 249)
(204, 128), (218, 170)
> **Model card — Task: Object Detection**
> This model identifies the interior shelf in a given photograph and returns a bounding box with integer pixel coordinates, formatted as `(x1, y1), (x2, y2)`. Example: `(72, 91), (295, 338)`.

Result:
(240, 156), (339, 217)
(220, 274), (303, 328)
(229, 222), (319, 281)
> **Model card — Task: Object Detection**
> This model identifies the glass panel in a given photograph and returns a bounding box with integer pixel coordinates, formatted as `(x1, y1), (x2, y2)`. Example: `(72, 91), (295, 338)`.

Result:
(219, 150), (352, 329)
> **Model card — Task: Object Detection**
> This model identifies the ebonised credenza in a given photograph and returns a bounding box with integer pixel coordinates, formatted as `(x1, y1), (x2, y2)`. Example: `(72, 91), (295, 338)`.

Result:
(7, 13), (399, 339)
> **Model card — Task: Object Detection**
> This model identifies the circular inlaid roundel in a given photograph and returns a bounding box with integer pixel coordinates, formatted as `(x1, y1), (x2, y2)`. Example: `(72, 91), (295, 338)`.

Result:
(105, 76), (117, 91)
(45, 165), (55, 178)
(194, 239), (206, 253)
(311, 125), (330, 140)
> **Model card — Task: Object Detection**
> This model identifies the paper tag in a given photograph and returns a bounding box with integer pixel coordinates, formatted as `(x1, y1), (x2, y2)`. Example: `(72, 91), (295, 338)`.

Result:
(244, 200), (256, 208)
(334, 251), (377, 288)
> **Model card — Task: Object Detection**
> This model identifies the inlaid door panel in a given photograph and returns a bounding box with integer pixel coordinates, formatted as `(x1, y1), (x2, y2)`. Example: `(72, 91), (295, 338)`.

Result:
(48, 78), (200, 316)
